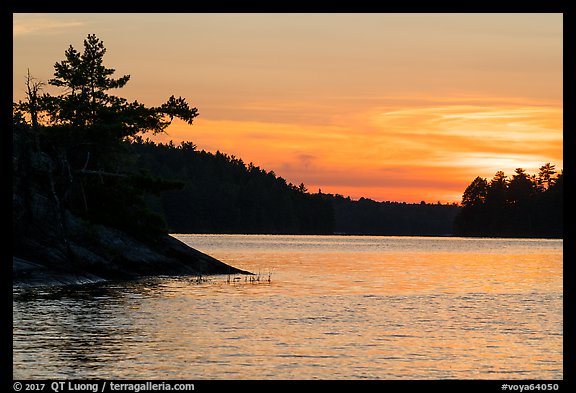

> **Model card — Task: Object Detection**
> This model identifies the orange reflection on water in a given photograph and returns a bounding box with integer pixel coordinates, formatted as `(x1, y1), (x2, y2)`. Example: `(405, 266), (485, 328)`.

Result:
(13, 236), (562, 379)
(207, 247), (562, 297)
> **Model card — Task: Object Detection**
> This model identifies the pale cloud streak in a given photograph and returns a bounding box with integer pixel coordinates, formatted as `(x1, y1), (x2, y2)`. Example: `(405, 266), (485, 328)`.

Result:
(366, 104), (562, 157)
(13, 16), (86, 36)
(157, 98), (562, 203)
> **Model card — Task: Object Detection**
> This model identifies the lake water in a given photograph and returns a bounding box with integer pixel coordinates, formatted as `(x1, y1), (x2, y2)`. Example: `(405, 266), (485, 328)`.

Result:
(12, 235), (563, 380)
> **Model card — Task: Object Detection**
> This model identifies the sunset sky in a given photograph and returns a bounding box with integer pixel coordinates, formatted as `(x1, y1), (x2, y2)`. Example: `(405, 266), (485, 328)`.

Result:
(12, 13), (563, 203)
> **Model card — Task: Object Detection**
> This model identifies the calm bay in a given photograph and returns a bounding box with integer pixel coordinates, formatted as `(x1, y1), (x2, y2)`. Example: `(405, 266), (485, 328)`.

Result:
(13, 235), (562, 379)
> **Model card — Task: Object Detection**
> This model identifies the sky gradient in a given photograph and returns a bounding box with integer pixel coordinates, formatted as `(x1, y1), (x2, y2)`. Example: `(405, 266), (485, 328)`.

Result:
(12, 13), (563, 203)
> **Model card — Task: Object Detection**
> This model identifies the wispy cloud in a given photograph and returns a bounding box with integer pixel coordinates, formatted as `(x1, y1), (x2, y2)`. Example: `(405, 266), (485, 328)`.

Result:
(13, 17), (86, 36)
(156, 99), (562, 203)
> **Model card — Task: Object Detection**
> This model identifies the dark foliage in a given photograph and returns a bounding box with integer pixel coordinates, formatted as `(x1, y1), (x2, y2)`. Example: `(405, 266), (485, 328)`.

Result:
(128, 140), (335, 234)
(129, 140), (465, 236)
(325, 195), (461, 236)
(453, 165), (563, 238)
(13, 34), (198, 242)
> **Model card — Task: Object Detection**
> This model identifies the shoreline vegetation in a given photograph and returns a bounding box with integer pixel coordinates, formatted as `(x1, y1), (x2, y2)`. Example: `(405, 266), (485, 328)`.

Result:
(13, 35), (563, 287)
(131, 139), (461, 236)
(132, 139), (562, 239)
(12, 35), (250, 287)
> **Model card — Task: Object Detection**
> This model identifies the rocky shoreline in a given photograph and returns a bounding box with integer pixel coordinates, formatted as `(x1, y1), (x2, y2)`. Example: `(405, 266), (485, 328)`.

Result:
(13, 125), (250, 288)
(13, 217), (251, 287)
(13, 230), (251, 288)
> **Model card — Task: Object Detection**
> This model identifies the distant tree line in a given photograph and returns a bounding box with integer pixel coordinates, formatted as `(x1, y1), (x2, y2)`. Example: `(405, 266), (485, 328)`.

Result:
(129, 139), (334, 234)
(325, 194), (460, 236)
(122, 141), (565, 238)
(128, 139), (463, 236)
(453, 164), (563, 238)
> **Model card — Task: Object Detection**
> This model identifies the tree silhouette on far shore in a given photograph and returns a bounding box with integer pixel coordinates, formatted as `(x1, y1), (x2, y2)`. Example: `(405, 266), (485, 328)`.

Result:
(454, 164), (563, 237)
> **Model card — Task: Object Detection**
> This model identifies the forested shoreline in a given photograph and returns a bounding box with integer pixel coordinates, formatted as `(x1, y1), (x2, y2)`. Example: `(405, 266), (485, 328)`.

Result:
(453, 166), (563, 238)
(129, 139), (461, 236)
(129, 139), (562, 238)
(129, 139), (335, 234)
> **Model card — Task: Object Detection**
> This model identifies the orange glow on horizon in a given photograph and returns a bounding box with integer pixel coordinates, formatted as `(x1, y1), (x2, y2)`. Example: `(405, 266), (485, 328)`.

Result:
(13, 14), (563, 204)
(152, 99), (562, 204)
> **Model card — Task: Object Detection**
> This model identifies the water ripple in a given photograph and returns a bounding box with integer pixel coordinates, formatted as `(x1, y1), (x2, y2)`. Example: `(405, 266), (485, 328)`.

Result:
(13, 235), (563, 379)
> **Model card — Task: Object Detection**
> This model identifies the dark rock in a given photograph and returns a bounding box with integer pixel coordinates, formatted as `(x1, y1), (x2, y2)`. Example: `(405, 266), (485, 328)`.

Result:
(13, 123), (250, 287)
(13, 256), (107, 287)
(13, 212), (251, 287)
